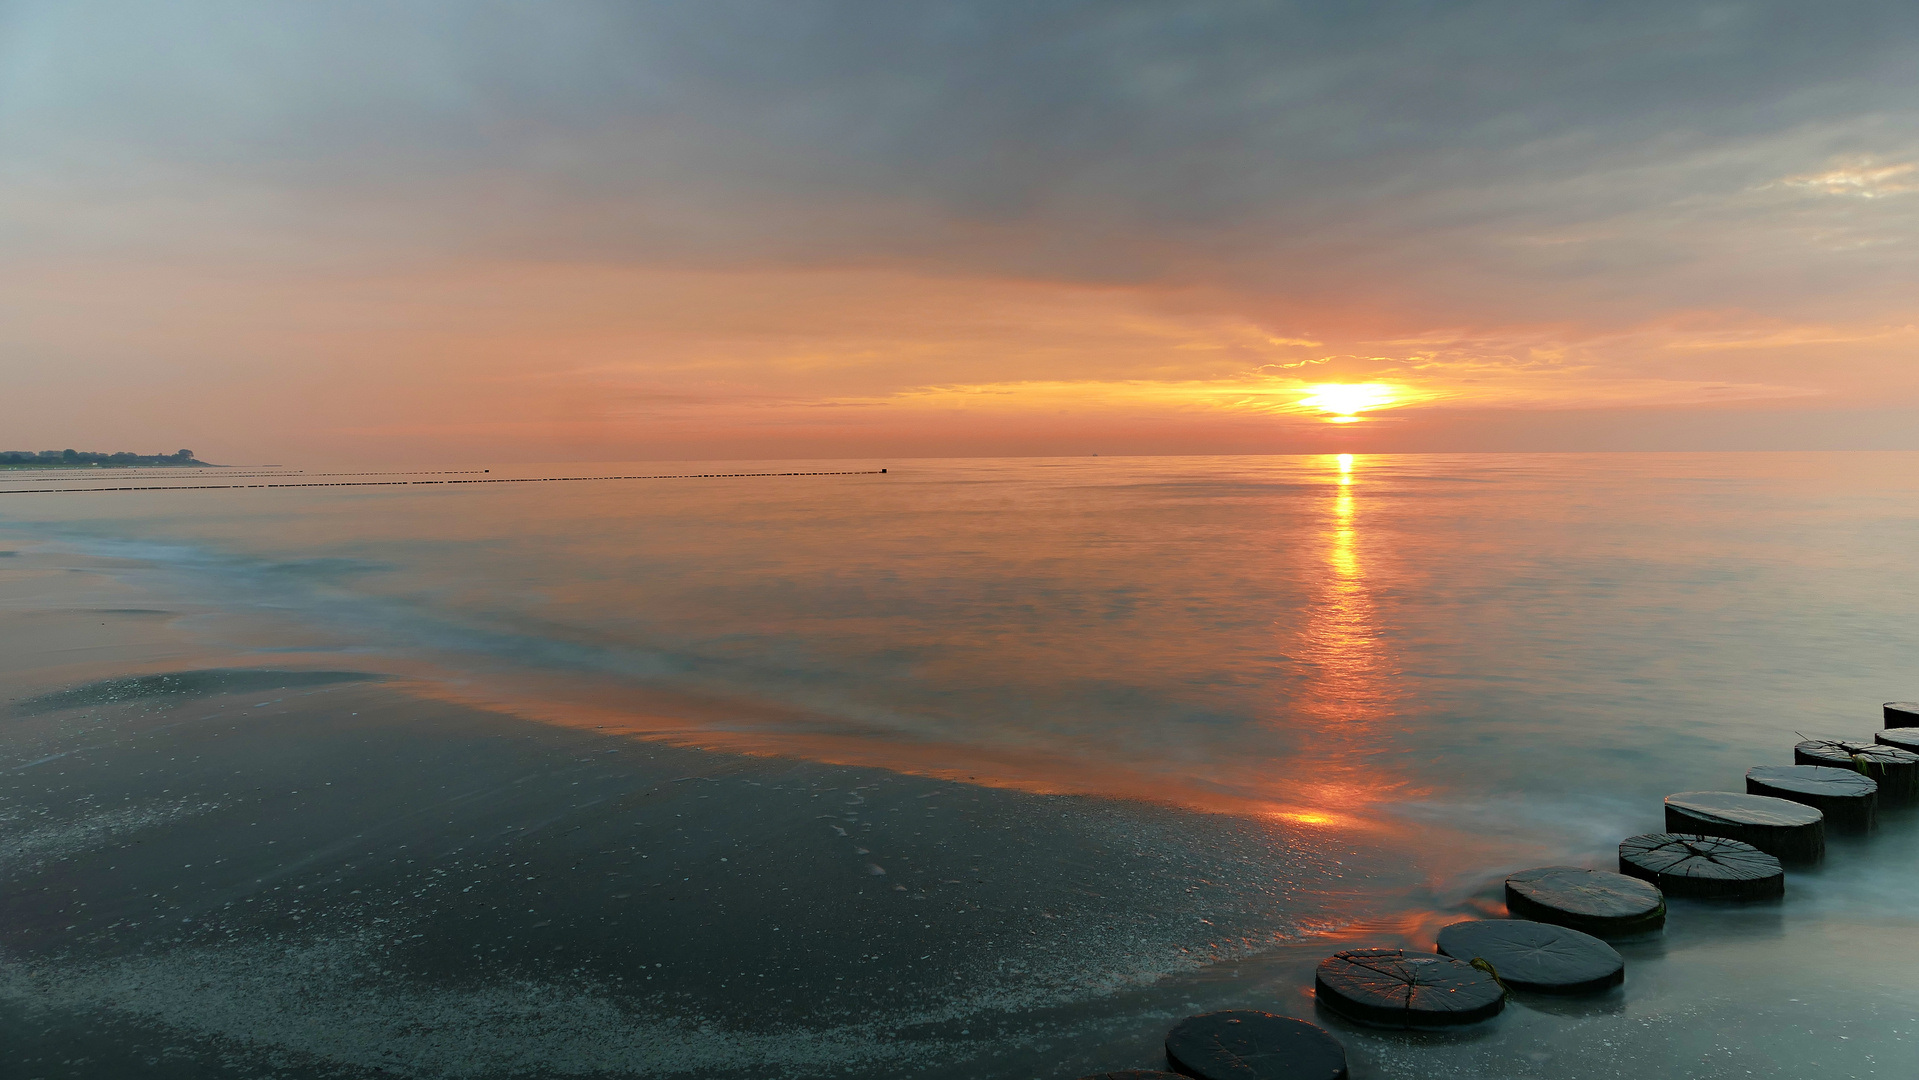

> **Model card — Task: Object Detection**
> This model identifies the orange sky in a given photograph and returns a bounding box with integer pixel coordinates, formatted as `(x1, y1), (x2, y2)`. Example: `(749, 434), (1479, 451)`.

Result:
(4, 3), (1918, 462)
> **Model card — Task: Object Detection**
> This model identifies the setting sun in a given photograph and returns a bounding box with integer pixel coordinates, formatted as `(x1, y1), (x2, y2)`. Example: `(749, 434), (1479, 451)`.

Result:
(1298, 383), (1397, 422)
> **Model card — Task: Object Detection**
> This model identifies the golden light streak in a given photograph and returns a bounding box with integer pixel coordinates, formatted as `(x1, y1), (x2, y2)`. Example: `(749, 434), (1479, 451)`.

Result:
(1257, 454), (1416, 824)
(1329, 485), (1357, 578)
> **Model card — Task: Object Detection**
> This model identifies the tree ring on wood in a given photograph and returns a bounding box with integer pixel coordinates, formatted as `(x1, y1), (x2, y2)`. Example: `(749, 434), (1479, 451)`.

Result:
(1313, 948), (1504, 1028)
(1434, 919), (1623, 994)
(1617, 832), (1784, 900)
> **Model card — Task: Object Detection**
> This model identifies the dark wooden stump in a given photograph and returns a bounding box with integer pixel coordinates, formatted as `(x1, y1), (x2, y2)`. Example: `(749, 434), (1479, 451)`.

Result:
(1164, 1011), (1347, 1080)
(1795, 739), (1919, 800)
(1885, 702), (1919, 728)
(1313, 949), (1503, 1029)
(1746, 765), (1877, 831)
(1434, 919), (1623, 994)
(1875, 728), (1919, 755)
(1504, 866), (1665, 936)
(1664, 791), (1824, 862)
(1617, 833), (1783, 899)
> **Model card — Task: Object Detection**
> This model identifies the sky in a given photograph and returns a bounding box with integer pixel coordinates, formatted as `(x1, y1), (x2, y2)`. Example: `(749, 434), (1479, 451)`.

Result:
(3, 0), (1919, 463)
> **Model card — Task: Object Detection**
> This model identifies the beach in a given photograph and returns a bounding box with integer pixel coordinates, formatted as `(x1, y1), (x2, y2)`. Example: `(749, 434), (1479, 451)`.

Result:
(4, 454), (1918, 1078)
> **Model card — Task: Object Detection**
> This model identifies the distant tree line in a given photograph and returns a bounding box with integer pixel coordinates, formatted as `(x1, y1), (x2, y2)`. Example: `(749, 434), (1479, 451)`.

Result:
(0, 448), (208, 467)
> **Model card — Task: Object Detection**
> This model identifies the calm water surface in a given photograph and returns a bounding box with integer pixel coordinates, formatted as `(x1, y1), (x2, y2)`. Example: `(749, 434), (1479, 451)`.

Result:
(2, 453), (1916, 1078)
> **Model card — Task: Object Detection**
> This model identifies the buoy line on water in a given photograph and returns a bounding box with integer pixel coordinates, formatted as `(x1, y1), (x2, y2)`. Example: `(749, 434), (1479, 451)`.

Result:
(0, 469), (889, 496)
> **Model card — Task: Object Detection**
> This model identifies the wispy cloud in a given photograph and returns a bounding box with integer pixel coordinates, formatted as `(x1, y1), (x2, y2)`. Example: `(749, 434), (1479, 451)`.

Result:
(1775, 159), (1919, 198)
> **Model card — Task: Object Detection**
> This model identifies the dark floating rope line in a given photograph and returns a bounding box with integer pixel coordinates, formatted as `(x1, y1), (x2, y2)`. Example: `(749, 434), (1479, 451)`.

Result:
(0, 469), (888, 495)
(257, 469), (490, 477)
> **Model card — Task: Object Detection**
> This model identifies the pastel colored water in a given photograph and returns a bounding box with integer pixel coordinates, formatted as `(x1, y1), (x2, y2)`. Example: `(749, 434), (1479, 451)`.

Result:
(3, 453), (1917, 1078)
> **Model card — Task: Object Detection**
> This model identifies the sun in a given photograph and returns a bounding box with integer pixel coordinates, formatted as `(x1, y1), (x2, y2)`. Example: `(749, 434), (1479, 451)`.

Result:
(1297, 383), (1396, 422)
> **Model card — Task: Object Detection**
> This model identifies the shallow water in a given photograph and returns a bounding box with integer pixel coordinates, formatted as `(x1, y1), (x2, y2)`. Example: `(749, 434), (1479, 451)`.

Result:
(2, 453), (1917, 1078)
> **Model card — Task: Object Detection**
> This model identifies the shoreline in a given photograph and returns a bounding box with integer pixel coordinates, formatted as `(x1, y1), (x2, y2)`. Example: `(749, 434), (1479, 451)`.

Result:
(6, 664), (1919, 1079)
(5, 457), (1919, 1078)
(0, 463), (222, 470)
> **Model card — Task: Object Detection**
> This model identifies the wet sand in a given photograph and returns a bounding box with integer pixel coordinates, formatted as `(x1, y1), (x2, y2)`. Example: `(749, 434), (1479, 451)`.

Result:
(7, 664), (1919, 1079)
(0, 668), (1362, 1079)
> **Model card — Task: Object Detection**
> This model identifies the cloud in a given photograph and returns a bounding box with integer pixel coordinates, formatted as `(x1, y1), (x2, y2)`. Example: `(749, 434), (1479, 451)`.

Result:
(4, 1), (1919, 456)
(1775, 159), (1919, 198)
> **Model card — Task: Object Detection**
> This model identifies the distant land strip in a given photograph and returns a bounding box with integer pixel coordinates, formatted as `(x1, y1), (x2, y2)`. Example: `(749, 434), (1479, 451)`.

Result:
(0, 469), (888, 495)
(0, 449), (208, 468)
(3, 469), (493, 482)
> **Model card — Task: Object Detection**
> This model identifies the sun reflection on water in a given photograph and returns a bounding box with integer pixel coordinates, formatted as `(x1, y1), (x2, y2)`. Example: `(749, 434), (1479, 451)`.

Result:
(1305, 454), (1392, 719)
(1281, 454), (1409, 820)
(224, 455), (1432, 833)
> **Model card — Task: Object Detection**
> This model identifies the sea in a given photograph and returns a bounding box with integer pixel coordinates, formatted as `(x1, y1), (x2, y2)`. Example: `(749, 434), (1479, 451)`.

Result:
(1, 452), (1915, 1078)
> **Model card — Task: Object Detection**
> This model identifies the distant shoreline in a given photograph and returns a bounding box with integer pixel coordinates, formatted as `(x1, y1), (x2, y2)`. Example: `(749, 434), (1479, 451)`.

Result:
(0, 462), (221, 470)
(0, 449), (214, 469)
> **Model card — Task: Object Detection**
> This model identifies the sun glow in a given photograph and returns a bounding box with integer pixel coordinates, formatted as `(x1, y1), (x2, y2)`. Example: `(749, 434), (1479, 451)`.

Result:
(1298, 383), (1396, 422)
